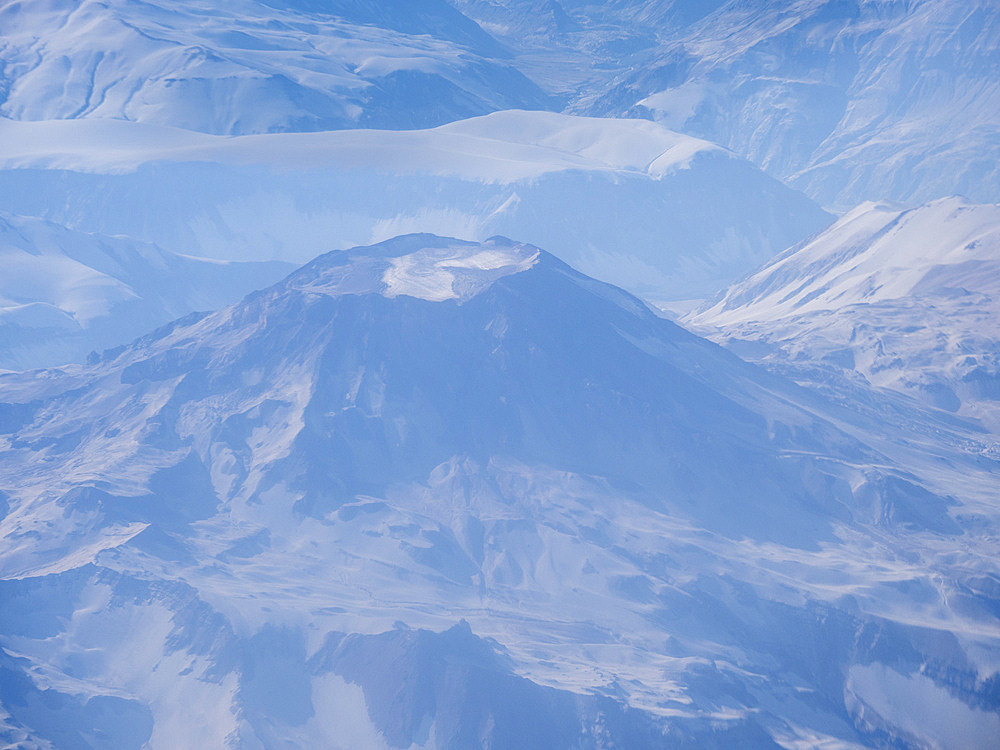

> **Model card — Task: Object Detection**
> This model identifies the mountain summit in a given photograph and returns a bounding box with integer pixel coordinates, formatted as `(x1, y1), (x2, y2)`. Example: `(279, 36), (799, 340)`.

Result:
(287, 234), (540, 303)
(9, 233), (867, 545)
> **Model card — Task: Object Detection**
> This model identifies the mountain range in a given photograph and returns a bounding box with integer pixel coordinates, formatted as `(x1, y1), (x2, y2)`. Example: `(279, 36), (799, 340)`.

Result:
(0, 110), (831, 304)
(0, 0), (549, 133)
(3, 0), (995, 208)
(1, 1), (999, 748)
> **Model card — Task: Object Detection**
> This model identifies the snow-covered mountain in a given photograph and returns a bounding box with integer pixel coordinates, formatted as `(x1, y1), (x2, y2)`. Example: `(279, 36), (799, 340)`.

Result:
(2, 1), (999, 747)
(458, 0), (1000, 209)
(0, 0), (549, 133)
(4, 0), (994, 209)
(1, 236), (997, 748)
(0, 211), (294, 371)
(0, 111), (831, 303)
(688, 197), (1000, 430)
(623, 0), (1000, 208)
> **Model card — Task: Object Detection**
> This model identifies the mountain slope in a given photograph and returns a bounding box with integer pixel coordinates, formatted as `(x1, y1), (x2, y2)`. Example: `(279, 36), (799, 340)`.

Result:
(687, 197), (1000, 429)
(0, 110), (832, 303)
(0, 211), (294, 371)
(455, 0), (1000, 209)
(1, 235), (997, 748)
(596, 0), (1000, 208)
(4, 0), (994, 208)
(0, 0), (549, 134)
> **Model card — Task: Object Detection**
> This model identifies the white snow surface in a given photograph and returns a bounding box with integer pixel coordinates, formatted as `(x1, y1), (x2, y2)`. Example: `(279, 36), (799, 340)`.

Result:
(688, 197), (1000, 426)
(694, 198), (1000, 324)
(0, 110), (718, 181)
(0, 1), (998, 745)
(380, 243), (539, 302)
(3, 0), (997, 208)
(846, 664), (1000, 750)
(552, 0), (1000, 208)
(290, 235), (540, 303)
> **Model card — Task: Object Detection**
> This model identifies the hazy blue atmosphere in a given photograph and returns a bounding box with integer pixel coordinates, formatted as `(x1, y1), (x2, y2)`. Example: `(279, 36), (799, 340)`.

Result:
(1, 1), (998, 748)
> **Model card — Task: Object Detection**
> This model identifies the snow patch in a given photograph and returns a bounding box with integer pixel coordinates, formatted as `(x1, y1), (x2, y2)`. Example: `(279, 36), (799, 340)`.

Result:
(381, 243), (539, 302)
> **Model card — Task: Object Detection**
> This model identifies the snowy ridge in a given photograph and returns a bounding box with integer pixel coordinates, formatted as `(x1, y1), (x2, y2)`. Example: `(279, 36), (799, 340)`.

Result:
(461, 0), (1000, 208)
(688, 197), (1000, 424)
(3, 0), (996, 207)
(606, 0), (1000, 207)
(1, 1), (999, 746)
(693, 198), (1000, 324)
(0, 111), (719, 182)
(0, 111), (829, 303)
(433, 109), (722, 177)
(0, 0), (548, 133)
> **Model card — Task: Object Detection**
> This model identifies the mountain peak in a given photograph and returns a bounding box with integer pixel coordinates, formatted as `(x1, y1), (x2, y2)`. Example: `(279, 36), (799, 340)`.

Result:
(291, 234), (541, 303)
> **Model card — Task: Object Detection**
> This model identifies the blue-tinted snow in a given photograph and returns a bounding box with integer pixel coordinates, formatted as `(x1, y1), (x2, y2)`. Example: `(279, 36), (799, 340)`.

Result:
(2, 1), (999, 747)
(0, 112), (832, 304)
(1, 236), (997, 748)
